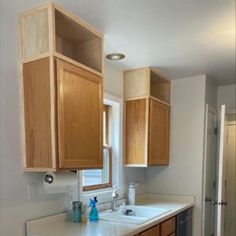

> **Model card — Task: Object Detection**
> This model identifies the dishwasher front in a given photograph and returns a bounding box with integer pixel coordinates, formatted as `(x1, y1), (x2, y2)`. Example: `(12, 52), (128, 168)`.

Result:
(176, 208), (193, 236)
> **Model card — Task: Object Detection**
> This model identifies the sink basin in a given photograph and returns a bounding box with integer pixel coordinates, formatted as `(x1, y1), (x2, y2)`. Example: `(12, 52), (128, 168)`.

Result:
(100, 205), (169, 225)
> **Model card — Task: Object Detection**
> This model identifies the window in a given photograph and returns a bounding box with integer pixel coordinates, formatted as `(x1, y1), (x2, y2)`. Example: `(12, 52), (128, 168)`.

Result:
(82, 105), (112, 191)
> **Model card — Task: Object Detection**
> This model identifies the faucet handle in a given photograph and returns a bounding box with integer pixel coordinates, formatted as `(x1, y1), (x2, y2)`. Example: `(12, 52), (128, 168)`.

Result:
(112, 191), (119, 198)
(112, 185), (120, 193)
(112, 186), (120, 197)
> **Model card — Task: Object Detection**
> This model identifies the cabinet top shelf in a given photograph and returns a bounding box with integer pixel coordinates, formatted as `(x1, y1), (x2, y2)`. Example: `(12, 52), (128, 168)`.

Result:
(19, 2), (104, 74)
(124, 67), (171, 104)
(19, 2), (103, 39)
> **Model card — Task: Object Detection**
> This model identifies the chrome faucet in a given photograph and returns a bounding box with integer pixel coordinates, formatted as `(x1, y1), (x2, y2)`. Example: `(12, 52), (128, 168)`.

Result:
(111, 187), (120, 211)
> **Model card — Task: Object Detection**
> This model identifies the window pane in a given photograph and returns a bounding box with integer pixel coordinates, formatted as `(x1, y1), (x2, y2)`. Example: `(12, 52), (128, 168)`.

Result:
(103, 111), (106, 145)
(103, 105), (109, 145)
(82, 148), (110, 187)
(82, 169), (103, 186)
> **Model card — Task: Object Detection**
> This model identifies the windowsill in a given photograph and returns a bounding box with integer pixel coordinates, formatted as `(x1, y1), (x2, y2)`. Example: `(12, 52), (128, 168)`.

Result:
(82, 186), (126, 205)
(83, 184), (112, 192)
(83, 187), (113, 196)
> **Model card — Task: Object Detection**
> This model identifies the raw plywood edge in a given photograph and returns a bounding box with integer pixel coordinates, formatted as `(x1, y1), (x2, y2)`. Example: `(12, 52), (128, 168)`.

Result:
(18, 2), (53, 18)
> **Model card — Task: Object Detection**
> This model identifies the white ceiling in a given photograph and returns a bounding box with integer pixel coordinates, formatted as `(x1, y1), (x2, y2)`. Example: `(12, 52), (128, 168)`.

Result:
(58, 0), (235, 85)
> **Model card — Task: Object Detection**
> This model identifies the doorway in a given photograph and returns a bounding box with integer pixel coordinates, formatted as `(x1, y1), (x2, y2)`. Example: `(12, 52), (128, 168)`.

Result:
(203, 107), (236, 236)
(203, 105), (217, 236)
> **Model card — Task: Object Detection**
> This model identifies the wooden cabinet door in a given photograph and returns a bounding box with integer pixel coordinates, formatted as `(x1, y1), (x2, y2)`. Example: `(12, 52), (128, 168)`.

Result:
(125, 99), (148, 165)
(161, 217), (176, 236)
(140, 225), (160, 236)
(148, 98), (170, 165)
(56, 59), (103, 169)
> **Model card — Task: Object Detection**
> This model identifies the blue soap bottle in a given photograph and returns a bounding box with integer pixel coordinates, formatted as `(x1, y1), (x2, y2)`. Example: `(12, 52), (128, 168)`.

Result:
(89, 197), (99, 221)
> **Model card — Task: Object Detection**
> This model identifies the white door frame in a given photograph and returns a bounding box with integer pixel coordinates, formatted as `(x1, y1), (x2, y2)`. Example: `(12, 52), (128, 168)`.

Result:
(202, 104), (217, 236)
(216, 105), (227, 236)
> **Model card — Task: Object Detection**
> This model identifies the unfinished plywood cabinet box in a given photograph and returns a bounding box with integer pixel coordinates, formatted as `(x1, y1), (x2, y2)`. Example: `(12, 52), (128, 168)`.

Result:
(19, 3), (103, 171)
(124, 67), (170, 167)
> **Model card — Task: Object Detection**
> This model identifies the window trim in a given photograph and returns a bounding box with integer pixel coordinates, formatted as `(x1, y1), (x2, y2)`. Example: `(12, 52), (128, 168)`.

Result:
(83, 146), (112, 191)
(83, 104), (112, 191)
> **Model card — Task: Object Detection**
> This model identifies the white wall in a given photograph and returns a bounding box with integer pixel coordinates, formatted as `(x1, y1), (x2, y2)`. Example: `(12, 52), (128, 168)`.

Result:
(146, 75), (207, 236)
(217, 84), (236, 112)
(205, 77), (217, 109)
(104, 61), (124, 98)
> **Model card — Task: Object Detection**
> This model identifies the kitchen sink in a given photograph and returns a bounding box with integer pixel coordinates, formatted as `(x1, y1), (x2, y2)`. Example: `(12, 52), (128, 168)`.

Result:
(99, 205), (169, 225)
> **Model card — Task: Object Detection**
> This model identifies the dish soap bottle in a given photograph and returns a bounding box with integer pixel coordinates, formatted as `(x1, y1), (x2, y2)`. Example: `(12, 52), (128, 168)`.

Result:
(89, 197), (99, 221)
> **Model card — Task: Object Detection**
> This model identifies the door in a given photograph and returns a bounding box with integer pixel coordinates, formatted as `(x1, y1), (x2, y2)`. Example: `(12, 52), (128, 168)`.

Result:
(139, 225), (160, 236)
(56, 59), (103, 169)
(203, 105), (217, 236)
(216, 105), (227, 236)
(148, 98), (170, 165)
(224, 121), (236, 236)
(125, 99), (147, 165)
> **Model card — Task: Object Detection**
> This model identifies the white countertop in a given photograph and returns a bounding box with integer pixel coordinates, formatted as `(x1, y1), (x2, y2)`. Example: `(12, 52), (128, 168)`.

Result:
(27, 193), (195, 236)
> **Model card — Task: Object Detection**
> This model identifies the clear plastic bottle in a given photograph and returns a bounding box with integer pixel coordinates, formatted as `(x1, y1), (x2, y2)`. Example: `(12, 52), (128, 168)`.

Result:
(81, 203), (87, 223)
(72, 201), (82, 223)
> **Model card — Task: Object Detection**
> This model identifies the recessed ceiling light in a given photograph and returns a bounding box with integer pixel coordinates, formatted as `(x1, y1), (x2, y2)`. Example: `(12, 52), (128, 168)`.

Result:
(106, 53), (125, 60)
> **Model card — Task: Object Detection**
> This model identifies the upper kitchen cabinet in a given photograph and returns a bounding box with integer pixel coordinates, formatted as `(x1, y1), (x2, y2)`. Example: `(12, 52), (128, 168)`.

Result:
(124, 67), (170, 167)
(19, 3), (103, 171)
(19, 2), (103, 75)
(56, 59), (103, 169)
(124, 67), (170, 104)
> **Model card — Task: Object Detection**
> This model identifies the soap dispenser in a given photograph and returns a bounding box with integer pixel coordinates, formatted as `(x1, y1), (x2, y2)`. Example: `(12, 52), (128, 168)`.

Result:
(89, 196), (99, 221)
(128, 182), (137, 205)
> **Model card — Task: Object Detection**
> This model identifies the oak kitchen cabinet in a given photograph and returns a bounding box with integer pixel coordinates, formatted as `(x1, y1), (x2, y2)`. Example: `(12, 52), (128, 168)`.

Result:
(125, 67), (170, 166)
(19, 3), (103, 171)
(139, 225), (160, 236)
(137, 216), (176, 236)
